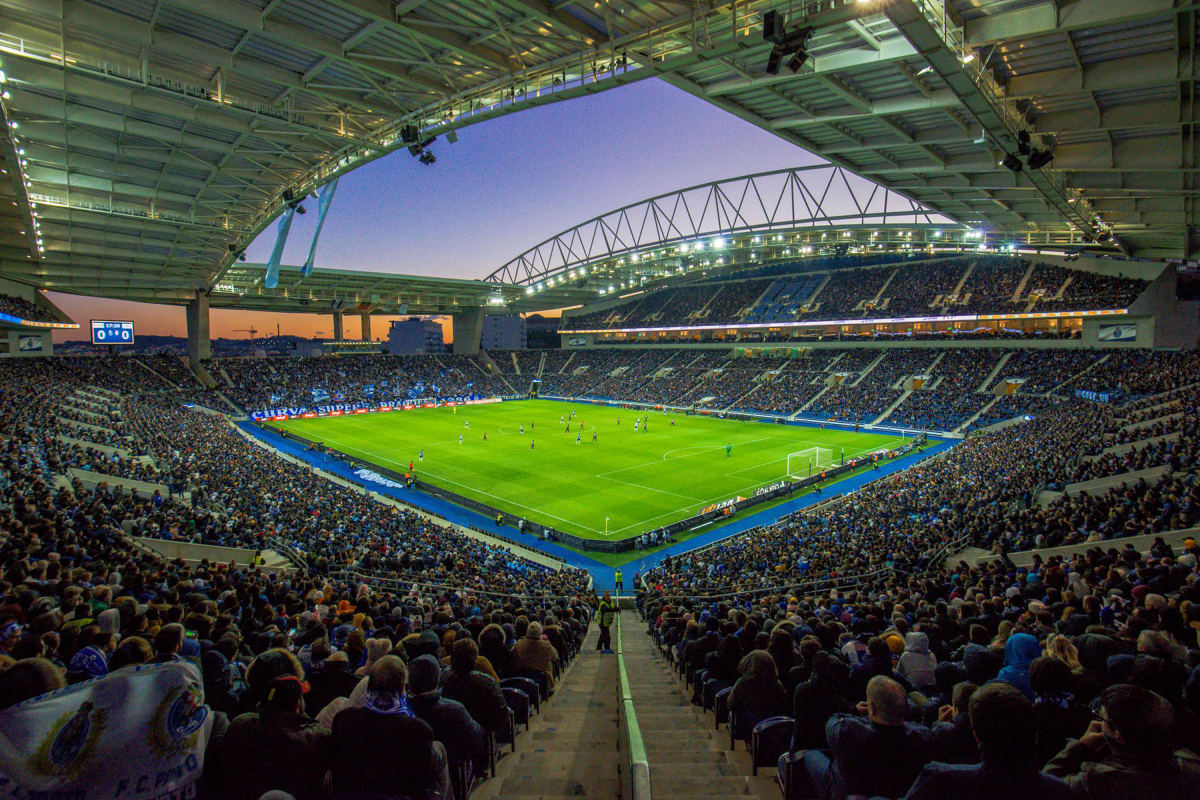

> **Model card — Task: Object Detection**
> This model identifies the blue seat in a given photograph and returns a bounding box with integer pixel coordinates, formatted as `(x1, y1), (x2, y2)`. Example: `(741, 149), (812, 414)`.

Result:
(750, 716), (794, 776)
(502, 687), (530, 732)
(502, 676), (541, 713)
(715, 686), (732, 733)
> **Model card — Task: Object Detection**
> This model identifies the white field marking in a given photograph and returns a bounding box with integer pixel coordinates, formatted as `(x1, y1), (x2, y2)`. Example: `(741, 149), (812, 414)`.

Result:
(657, 436), (777, 462)
(605, 436), (915, 535)
(594, 473), (705, 502)
(365, 452), (604, 534)
(299, 411), (919, 540)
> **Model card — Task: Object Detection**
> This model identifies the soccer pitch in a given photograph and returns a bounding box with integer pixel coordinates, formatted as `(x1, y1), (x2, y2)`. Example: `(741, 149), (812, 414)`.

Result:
(272, 399), (915, 542)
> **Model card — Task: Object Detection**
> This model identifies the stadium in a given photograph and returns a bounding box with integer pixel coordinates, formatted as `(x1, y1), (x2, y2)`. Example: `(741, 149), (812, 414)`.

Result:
(0, 1), (1199, 800)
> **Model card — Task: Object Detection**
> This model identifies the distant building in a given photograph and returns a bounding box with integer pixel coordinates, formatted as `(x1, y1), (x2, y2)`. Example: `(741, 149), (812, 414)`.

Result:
(482, 314), (527, 350)
(388, 317), (445, 354)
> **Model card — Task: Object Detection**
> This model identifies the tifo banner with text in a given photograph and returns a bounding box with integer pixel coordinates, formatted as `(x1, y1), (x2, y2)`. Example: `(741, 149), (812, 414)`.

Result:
(0, 660), (213, 800)
(250, 394), (500, 421)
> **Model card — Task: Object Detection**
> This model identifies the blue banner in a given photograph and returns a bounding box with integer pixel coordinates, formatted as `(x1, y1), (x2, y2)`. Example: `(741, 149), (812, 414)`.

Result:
(302, 178), (339, 277)
(265, 206), (296, 289)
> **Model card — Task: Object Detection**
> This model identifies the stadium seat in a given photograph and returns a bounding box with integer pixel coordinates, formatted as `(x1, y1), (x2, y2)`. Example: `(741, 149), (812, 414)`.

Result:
(502, 687), (531, 732)
(502, 676), (542, 713)
(714, 686), (732, 731)
(750, 717), (795, 776)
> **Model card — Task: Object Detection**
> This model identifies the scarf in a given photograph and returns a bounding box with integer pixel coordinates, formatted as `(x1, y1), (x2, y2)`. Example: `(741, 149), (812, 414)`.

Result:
(364, 689), (414, 716)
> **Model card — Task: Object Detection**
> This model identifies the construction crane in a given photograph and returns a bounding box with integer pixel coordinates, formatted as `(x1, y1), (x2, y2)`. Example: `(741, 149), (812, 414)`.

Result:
(235, 327), (258, 339)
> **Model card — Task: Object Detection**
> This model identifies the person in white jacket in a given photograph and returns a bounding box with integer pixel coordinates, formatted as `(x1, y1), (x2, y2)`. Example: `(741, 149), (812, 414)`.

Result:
(897, 630), (938, 693)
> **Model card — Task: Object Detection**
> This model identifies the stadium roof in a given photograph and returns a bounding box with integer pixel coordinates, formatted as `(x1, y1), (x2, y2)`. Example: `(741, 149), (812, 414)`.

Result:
(0, 0), (1192, 311)
(215, 262), (520, 313)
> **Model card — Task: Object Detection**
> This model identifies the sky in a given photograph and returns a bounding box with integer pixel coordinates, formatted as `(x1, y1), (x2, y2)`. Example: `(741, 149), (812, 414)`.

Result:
(50, 78), (820, 342)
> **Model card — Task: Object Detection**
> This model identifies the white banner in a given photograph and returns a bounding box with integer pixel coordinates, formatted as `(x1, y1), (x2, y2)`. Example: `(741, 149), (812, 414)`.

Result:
(0, 660), (213, 800)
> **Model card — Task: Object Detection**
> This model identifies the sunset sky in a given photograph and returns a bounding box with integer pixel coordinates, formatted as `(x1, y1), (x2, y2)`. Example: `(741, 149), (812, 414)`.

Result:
(51, 79), (817, 342)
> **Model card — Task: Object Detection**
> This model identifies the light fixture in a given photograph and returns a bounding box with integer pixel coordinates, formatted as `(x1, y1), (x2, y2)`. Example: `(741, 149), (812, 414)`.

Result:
(1027, 148), (1054, 170)
(960, 52), (976, 64)
(916, 65), (934, 76)
(1001, 153), (1023, 173)
(762, 11), (813, 76)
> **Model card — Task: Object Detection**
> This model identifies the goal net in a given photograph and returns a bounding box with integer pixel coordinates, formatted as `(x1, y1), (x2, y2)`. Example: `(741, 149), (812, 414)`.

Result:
(786, 447), (835, 479)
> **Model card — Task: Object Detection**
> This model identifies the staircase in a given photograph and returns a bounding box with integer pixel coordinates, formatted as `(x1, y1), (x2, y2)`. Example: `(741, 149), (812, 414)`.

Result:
(849, 352), (889, 386)
(218, 365), (236, 387)
(474, 627), (619, 800)
(623, 612), (778, 800)
(804, 273), (834, 309)
(870, 268), (897, 307)
(873, 389), (913, 426)
(511, 352), (521, 375)
(1044, 353), (1111, 397)
(955, 396), (1001, 434)
(1011, 262), (1035, 303)
(794, 384), (830, 416)
(536, 352), (547, 378)
(132, 357), (177, 389)
(949, 261), (975, 299)
(976, 351), (1013, 393)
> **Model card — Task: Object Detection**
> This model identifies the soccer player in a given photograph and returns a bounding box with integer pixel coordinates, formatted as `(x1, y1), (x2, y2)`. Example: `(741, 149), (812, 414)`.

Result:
(464, 419), (469, 428)
(560, 414), (565, 424)
(579, 421), (584, 430)
(409, 460), (413, 472)
(520, 424), (524, 434)
(592, 431), (597, 442)
(576, 433), (581, 445)
(482, 431), (487, 441)
(565, 424), (570, 434)
(617, 417), (620, 426)
(418, 449), (424, 462)
(726, 443), (732, 457)
(670, 417), (675, 427)
(530, 439), (535, 450)
(634, 421), (639, 432)
(458, 434), (463, 444)
(531, 421), (535, 430)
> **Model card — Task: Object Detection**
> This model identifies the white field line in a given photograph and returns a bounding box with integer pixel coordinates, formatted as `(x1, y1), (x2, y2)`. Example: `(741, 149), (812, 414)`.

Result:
(290, 408), (918, 540)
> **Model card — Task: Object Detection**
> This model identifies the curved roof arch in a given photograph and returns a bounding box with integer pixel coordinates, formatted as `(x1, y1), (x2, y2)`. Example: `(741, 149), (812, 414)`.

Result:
(485, 164), (949, 286)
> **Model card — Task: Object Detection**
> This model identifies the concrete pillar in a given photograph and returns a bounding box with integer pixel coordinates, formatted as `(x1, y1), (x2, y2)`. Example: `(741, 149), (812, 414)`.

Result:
(332, 311), (343, 341)
(186, 292), (210, 368)
(452, 306), (484, 355)
(360, 311), (372, 341)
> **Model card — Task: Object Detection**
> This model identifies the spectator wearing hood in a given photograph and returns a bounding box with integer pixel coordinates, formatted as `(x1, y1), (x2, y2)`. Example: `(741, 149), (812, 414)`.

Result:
(993, 632), (1040, 700)
(511, 621), (558, 691)
(898, 631), (938, 693)
(901, 683), (1069, 800)
(728, 650), (789, 743)
(441, 637), (508, 736)
(790, 651), (852, 750)
(407, 654), (487, 778)
(307, 650), (361, 715)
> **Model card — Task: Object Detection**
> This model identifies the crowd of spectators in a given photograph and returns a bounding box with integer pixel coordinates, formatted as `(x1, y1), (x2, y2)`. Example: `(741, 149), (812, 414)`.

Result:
(644, 531), (1200, 800)
(0, 291), (58, 322)
(810, 350), (939, 423)
(1065, 349), (1200, 398)
(216, 354), (513, 412)
(882, 261), (970, 317)
(1028, 264), (1148, 311)
(885, 350), (1006, 431)
(559, 257), (1149, 335)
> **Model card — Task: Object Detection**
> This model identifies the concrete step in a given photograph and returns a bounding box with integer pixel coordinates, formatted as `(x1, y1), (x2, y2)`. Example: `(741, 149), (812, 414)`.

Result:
(650, 776), (754, 795)
(498, 777), (621, 796)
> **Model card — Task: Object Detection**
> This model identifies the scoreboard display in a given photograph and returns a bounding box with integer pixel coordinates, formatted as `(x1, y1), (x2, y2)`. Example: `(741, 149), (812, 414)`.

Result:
(90, 319), (135, 345)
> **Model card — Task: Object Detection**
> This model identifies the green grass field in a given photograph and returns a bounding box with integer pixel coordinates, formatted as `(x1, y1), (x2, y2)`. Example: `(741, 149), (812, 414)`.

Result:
(272, 399), (916, 543)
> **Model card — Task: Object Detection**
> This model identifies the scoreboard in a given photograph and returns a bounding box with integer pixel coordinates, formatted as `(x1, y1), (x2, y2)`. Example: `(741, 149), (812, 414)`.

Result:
(90, 319), (135, 345)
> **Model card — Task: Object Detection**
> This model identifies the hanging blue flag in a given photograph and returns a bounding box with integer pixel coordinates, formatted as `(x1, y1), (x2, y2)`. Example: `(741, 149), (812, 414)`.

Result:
(265, 206), (296, 289)
(302, 178), (340, 277)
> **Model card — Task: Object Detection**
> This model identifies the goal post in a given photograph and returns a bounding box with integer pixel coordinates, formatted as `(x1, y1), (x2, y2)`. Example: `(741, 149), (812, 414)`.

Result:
(786, 446), (835, 479)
